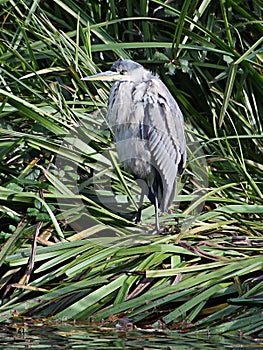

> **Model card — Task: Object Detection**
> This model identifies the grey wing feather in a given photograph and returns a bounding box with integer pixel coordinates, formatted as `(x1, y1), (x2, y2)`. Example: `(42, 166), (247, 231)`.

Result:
(138, 78), (187, 211)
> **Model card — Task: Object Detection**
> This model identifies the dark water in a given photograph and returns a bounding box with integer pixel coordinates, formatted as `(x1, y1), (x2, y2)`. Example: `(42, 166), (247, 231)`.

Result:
(0, 323), (262, 349)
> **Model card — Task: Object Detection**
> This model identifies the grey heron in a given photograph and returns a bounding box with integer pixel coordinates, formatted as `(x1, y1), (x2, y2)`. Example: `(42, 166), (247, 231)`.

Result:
(83, 59), (187, 232)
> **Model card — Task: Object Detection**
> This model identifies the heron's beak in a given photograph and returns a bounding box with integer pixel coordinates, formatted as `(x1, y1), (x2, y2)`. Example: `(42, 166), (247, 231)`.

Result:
(82, 70), (123, 82)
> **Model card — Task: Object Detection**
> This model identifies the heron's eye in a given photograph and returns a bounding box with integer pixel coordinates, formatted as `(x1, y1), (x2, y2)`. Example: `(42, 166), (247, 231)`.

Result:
(120, 70), (127, 75)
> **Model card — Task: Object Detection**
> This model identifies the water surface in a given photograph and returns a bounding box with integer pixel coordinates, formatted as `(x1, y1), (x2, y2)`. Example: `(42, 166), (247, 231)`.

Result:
(0, 322), (262, 349)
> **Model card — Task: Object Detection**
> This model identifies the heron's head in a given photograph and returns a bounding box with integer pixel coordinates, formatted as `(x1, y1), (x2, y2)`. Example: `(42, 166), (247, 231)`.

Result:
(82, 60), (150, 83)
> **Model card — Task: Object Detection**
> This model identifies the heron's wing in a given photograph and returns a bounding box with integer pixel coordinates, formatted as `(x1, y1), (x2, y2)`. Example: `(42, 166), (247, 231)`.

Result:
(133, 78), (187, 211)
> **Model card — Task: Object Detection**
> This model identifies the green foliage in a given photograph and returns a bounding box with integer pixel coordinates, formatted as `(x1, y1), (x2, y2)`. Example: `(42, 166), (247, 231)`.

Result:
(0, 0), (262, 336)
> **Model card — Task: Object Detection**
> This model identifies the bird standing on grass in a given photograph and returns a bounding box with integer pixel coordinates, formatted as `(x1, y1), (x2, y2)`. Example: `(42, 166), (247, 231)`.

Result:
(82, 59), (187, 232)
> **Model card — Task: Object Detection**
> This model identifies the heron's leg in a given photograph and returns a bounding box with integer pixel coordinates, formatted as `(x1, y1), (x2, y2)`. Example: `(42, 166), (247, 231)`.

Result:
(135, 190), (144, 224)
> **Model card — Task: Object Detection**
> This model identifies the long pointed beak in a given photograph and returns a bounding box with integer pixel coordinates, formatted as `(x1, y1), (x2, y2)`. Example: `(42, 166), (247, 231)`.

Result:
(82, 70), (122, 82)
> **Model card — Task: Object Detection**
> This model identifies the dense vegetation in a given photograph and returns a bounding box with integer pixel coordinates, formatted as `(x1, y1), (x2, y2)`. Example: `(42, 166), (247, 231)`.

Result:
(0, 0), (262, 337)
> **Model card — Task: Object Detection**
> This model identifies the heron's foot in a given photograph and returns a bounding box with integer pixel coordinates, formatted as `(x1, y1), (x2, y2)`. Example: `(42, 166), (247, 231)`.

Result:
(134, 219), (148, 226)
(148, 225), (168, 235)
(149, 227), (160, 235)
(134, 220), (162, 234)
